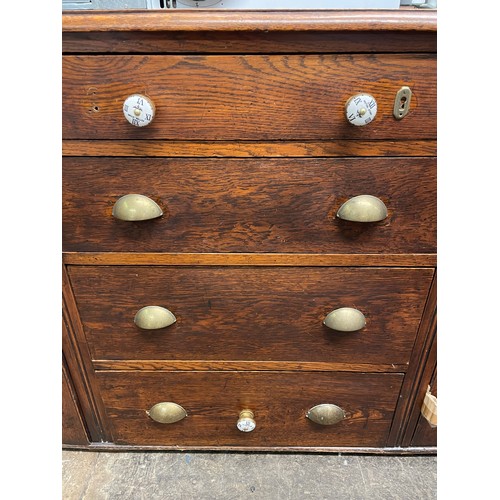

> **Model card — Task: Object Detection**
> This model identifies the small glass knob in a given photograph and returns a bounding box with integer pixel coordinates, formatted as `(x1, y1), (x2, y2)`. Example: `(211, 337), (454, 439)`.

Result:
(123, 93), (155, 127)
(237, 410), (256, 432)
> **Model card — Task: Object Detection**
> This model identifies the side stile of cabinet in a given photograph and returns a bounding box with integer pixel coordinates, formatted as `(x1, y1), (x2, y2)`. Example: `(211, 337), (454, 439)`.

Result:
(63, 265), (113, 444)
(405, 318), (437, 447)
(387, 274), (437, 448)
(62, 355), (89, 447)
(410, 368), (437, 447)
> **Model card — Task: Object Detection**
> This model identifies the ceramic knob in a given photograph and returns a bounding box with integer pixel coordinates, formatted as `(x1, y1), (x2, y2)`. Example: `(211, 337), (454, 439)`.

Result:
(123, 94), (155, 127)
(345, 93), (377, 126)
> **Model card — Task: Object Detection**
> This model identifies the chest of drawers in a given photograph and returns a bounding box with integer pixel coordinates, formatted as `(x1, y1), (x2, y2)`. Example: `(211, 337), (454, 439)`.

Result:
(62, 9), (437, 453)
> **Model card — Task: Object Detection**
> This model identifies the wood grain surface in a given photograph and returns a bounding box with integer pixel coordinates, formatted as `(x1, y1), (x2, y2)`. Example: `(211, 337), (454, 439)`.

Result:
(62, 10), (436, 55)
(387, 272), (436, 446)
(63, 253), (437, 267)
(62, 30), (437, 55)
(62, 140), (437, 158)
(91, 360), (408, 373)
(63, 157), (436, 254)
(95, 370), (404, 447)
(63, 265), (113, 442)
(67, 266), (434, 365)
(62, 360), (89, 446)
(62, 10), (437, 33)
(62, 54), (436, 141)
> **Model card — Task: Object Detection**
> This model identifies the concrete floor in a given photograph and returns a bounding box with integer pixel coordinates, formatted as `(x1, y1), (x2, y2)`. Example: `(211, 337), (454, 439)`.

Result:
(62, 450), (437, 499)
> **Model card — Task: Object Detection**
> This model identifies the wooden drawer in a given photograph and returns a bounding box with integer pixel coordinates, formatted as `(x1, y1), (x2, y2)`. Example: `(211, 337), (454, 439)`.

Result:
(96, 371), (404, 448)
(62, 54), (436, 141)
(68, 266), (434, 367)
(62, 157), (436, 254)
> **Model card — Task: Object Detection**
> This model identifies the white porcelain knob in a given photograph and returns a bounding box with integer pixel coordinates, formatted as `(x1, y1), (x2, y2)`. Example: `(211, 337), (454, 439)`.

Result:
(123, 94), (155, 127)
(345, 93), (377, 126)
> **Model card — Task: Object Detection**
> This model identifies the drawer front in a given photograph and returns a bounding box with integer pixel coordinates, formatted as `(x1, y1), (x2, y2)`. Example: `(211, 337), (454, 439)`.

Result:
(96, 371), (404, 447)
(62, 157), (436, 254)
(68, 266), (434, 365)
(62, 54), (436, 140)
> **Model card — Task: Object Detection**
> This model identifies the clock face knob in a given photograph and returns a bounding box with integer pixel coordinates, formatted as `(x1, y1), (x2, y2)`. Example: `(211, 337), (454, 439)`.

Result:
(123, 94), (155, 127)
(345, 93), (377, 126)
(237, 410), (256, 432)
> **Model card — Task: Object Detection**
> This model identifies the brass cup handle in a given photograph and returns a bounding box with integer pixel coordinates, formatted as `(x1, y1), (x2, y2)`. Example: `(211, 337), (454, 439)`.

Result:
(112, 194), (163, 221)
(134, 306), (176, 330)
(147, 402), (187, 424)
(306, 404), (345, 425)
(237, 410), (256, 432)
(337, 195), (387, 222)
(323, 307), (366, 332)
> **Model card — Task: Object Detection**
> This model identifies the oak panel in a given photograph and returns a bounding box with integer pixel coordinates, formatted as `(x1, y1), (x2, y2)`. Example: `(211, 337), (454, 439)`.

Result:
(63, 253), (437, 267)
(62, 157), (436, 254)
(62, 10), (436, 54)
(96, 371), (404, 448)
(62, 361), (89, 446)
(62, 30), (437, 55)
(62, 140), (437, 158)
(63, 265), (113, 443)
(68, 266), (434, 365)
(92, 360), (407, 372)
(62, 54), (436, 140)
(62, 10), (437, 33)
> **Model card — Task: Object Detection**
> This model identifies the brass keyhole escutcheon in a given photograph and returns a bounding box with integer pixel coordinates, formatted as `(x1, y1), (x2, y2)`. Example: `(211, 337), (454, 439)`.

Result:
(393, 86), (412, 120)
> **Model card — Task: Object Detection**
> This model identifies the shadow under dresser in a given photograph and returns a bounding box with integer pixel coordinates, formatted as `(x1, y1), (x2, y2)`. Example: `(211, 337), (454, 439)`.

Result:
(62, 8), (437, 453)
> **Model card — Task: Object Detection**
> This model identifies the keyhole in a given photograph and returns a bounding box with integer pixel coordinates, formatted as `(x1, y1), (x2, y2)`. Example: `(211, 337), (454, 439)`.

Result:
(393, 87), (412, 120)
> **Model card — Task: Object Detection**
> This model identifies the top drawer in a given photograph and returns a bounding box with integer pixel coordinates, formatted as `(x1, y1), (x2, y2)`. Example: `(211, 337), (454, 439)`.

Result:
(62, 54), (436, 141)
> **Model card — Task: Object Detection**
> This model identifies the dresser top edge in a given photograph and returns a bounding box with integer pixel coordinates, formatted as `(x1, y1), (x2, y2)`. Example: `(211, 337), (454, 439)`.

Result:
(62, 9), (437, 33)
